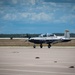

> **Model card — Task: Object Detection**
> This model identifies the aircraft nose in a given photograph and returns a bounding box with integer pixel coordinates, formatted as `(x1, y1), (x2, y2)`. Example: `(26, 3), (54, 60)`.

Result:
(28, 38), (31, 42)
(28, 38), (34, 42)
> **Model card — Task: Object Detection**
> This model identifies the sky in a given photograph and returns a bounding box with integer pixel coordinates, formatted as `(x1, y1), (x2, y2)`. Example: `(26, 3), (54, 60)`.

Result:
(0, 0), (75, 34)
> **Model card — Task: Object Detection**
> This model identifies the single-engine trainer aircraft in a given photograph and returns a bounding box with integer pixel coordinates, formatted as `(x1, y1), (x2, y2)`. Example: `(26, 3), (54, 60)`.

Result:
(28, 30), (71, 48)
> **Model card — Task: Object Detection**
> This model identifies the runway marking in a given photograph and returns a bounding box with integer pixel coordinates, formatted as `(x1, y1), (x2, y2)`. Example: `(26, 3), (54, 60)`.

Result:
(0, 69), (75, 75)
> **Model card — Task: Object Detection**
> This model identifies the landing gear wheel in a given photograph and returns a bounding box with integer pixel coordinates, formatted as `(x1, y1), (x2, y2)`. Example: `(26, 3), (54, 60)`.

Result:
(48, 44), (51, 48)
(40, 44), (43, 48)
(33, 45), (36, 48)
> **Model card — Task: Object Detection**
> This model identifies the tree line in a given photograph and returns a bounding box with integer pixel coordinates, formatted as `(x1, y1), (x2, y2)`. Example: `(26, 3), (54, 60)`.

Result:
(0, 33), (75, 38)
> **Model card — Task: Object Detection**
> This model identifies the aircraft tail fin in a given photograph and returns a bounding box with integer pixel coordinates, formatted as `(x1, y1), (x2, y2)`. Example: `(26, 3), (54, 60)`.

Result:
(64, 30), (70, 38)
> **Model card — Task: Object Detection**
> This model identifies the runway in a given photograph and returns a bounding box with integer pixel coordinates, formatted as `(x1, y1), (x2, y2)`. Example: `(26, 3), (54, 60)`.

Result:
(0, 47), (75, 75)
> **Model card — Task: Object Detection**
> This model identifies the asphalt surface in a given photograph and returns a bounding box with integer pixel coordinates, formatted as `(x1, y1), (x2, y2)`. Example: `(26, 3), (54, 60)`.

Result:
(0, 47), (75, 75)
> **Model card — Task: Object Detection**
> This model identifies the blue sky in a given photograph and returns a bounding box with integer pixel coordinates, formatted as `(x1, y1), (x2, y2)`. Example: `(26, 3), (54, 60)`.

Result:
(0, 0), (75, 34)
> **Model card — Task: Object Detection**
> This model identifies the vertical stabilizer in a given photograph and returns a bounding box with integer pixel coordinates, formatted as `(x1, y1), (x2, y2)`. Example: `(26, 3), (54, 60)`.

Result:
(64, 30), (70, 38)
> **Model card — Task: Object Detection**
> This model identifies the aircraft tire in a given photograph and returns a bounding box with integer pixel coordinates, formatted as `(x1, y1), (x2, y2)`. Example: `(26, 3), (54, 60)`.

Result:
(48, 44), (51, 48)
(33, 45), (36, 48)
(40, 44), (43, 48)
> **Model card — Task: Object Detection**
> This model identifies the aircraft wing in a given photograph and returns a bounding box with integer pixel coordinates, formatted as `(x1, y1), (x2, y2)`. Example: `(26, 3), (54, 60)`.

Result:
(51, 39), (63, 44)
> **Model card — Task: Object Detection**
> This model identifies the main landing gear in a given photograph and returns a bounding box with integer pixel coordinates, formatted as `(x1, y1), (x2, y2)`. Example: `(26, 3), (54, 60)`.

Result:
(33, 44), (43, 48)
(40, 44), (43, 48)
(33, 44), (51, 48)
(48, 44), (51, 48)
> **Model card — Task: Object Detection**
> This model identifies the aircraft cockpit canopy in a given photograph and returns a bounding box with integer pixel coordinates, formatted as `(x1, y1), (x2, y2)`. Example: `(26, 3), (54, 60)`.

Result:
(39, 34), (57, 37)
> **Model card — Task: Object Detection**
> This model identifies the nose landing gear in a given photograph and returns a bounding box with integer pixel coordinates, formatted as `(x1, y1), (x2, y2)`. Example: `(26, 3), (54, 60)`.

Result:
(33, 44), (36, 48)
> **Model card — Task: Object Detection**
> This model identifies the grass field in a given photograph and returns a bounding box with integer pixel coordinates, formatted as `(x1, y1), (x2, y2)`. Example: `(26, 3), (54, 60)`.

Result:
(0, 39), (75, 46)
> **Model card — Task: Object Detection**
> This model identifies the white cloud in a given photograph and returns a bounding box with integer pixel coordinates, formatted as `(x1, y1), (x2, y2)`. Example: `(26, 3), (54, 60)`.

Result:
(53, 14), (75, 23)
(30, 0), (36, 5)
(12, 0), (18, 4)
(30, 12), (53, 22)
(20, 12), (54, 22)
(0, 1), (3, 5)
(73, 6), (75, 10)
(50, 2), (57, 6)
(0, 10), (4, 14)
(3, 14), (17, 20)
(71, 6), (75, 13)
(3, 12), (54, 23)
(1, 0), (75, 24)
(19, 13), (29, 18)
(15, 0), (37, 6)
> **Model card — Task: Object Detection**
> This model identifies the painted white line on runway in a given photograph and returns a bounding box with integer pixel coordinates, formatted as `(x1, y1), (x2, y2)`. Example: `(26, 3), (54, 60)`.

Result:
(0, 69), (75, 75)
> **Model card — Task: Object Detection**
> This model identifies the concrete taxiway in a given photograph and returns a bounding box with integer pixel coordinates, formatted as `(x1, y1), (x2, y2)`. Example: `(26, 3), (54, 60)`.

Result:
(0, 47), (75, 75)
